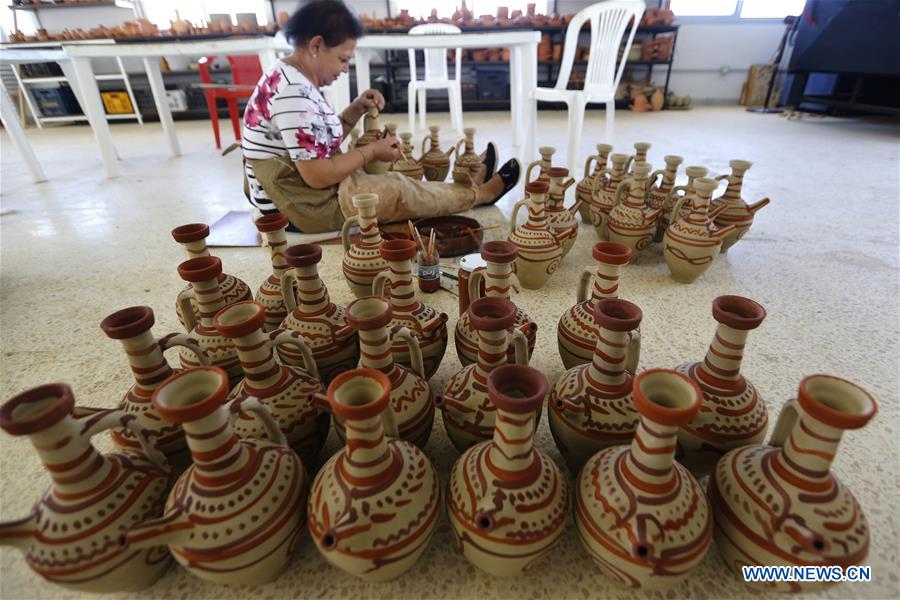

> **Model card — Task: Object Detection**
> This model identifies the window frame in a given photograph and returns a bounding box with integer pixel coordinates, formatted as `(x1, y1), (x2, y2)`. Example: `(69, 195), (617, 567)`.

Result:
(670, 0), (805, 24)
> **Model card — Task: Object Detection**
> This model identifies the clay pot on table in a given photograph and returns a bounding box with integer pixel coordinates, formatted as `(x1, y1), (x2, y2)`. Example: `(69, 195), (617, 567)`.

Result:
(278, 244), (359, 384)
(576, 143), (613, 223)
(100, 305), (209, 467)
(525, 145), (556, 183)
(309, 368), (439, 581)
(709, 375), (877, 593)
(508, 181), (563, 290)
(0, 384), (171, 593)
(710, 159), (770, 252)
(607, 161), (662, 256)
(420, 125), (454, 181)
(647, 154), (683, 241)
(448, 364), (568, 576)
(391, 132), (424, 180)
(373, 239), (449, 379)
(254, 212), (290, 331)
(121, 366), (308, 585)
(171, 223), (252, 332)
(674, 295), (769, 476)
(454, 240), (536, 366)
(341, 193), (388, 298)
(575, 369), (712, 589)
(589, 152), (629, 239)
(545, 166), (580, 257)
(440, 297), (531, 452)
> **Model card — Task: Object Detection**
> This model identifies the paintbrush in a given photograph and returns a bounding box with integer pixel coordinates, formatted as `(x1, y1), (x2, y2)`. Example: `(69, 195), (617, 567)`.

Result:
(408, 220), (426, 253)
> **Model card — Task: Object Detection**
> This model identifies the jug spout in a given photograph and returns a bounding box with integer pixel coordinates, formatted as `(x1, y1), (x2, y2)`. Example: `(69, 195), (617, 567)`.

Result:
(0, 512), (37, 550)
(119, 507), (194, 550)
(423, 312), (449, 334)
(748, 197), (771, 214)
(711, 224), (736, 240)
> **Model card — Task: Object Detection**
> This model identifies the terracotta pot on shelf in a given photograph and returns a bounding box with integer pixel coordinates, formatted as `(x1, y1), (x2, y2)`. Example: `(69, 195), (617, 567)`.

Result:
(0, 384), (171, 593)
(508, 181), (563, 290)
(341, 193), (388, 298)
(710, 159), (770, 252)
(710, 375), (877, 593)
(253, 212), (290, 331)
(120, 366), (308, 585)
(448, 364), (568, 576)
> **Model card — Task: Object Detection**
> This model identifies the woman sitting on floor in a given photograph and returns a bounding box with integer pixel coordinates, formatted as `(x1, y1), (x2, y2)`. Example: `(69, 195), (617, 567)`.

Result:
(241, 0), (520, 233)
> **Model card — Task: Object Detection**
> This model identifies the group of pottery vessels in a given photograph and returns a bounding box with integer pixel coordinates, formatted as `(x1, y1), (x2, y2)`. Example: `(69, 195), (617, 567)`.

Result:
(387, 124), (492, 184)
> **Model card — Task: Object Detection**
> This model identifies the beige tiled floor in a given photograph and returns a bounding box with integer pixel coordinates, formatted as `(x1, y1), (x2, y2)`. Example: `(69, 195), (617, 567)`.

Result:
(1, 108), (898, 599)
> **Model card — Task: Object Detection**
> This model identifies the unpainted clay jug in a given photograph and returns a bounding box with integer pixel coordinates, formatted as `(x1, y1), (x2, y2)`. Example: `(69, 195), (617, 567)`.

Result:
(213, 301), (329, 467)
(545, 166), (581, 257)
(550, 298), (643, 471)
(709, 374), (876, 593)
(647, 154), (683, 241)
(675, 295), (769, 475)
(607, 161), (662, 256)
(452, 127), (483, 184)
(171, 223), (252, 331)
(448, 364), (568, 576)
(278, 244), (359, 384)
(341, 193), (388, 298)
(589, 153), (629, 240)
(557, 242), (640, 372)
(0, 384), (171, 593)
(420, 125), (454, 181)
(121, 366), (308, 585)
(356, 107), (391, 174)
(254, 212), (291, 331)
(176, 256), (242, 386)
(342, 296), (435, 448)
(711, 159), (770, 251)
(454, 240), (536, 366)
(508, 181), (562, 290)
(101, 305), (209, 466)
(663, 177), (735, 283)
(391, 132), (424, 180)
(659, 165), (708, 235)
(440, 297), (530, 452)
(525, 145), (556, 183)
(576, 143), (612, 223)
(373, 239), (449, 379)
(309, 368), (439, 581)
(575, 369), (712, 590)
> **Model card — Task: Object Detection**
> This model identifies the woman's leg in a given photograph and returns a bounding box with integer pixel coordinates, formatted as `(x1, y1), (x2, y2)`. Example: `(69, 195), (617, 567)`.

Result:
(338, 171), (478, 224)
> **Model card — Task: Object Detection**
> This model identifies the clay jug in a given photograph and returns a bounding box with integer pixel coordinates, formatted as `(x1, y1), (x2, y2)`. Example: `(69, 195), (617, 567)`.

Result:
(709, 375), (877, 593)
(309, 368), (439, 581)
(373, 239), (449, 379)
(607, 161), (662, 256)
(452, 126), (483, 184)
(557, 242), (640, 373)
(171, 223), (252, 332)
(525, 145), (555, 183)
(545, 166), (581, 257)
(660, 165), (708, 236)
(448, 364), (568, 576)
(279, 244), (359, 384)
(342, 296), (434, 448)
(508, 181), (562, 289)
(391, 132), (424, 180)
(625, 141), (651, 174)
(356, 107), (391, 174)
(647, 154), (683, 241)
(121, 366), (308, 585)
(213, 301), (329, 467)
(420, 125), (453, 181)
(663, 177), (736, 283)
(550, 298), (643, 471)
(589, 152), (629, 240)
(440, 298), (531, 452)
(253, 213), (290, 331)
(674, 295), (768, 475)
(575, 369), (712, 589)
(341, 193), (388, 298)
(711, 159), (770, 252)
(576, 143), (612, 223)
(455, 240), (536, 366)
(0, 384), (171, 593)
(176, 256), (242, 386)
(101, 305), (209, 466)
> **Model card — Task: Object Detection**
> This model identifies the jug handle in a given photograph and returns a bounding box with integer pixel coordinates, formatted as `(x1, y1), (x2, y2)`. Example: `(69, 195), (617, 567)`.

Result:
(510, 329), (529, 365)
(467, 268), (486, 303)
(648, 168), (665, 190)
(270, 329), (320, 380)
(583, 154), (598, 178)
(453, 137), (465, 160)
(626, 329), (642, 374)
(509, 199), (528, 235)
(714, 174), (730, 196)
(420, 133), (432, 156)
(576, 266), (595, 303)
(670, 195), (689, 225)
(394, 326), (425, 379)
(509, 271), (522, 295)
(74, 407), (167, 469)
(176, 288), (198, 332)
(230, 396), (287, 447)
(590, 168), (611, 200)
(340, 215), (359, 252)
(612, 178), (631, 208)
(281, 270), (299, 312)
(769, 398), (800, 447)
(624, 154), (635, 173)
(524, 159), (541, 184)
(372, 270), (391, 298)
(158, 332), (210, 366)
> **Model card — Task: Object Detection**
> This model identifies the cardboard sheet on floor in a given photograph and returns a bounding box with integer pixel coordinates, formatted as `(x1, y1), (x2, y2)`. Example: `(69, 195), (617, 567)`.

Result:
(207, 211), (342, 247)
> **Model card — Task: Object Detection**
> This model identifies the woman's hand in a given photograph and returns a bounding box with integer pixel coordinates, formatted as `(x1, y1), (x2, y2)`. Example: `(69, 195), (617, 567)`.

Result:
(367, 136), (401, 162)
(348, 89), (386, 120)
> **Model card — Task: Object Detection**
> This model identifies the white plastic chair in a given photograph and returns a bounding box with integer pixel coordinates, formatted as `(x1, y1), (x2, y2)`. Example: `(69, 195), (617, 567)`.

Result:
(528, 1), (644, 173)
(407, 23), (464, 138)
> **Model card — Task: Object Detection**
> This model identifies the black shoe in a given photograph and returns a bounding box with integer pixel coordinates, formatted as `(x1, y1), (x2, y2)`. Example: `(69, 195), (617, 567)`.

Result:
(486, 158), (521, 206)
(480, 142), (498, 180)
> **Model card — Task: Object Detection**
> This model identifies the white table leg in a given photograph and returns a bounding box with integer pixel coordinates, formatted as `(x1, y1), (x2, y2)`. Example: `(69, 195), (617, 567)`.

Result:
(0, 82), (47, 182)
(521, 42), (538, 170)
(143, 56), (181, 157)
(64, 57), (120, 178)
(353, 49), (371, 98)
(509, 45), (521, 149)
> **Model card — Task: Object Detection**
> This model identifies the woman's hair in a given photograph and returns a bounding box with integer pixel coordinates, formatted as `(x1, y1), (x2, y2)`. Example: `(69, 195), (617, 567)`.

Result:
(284, 0), (365, 48)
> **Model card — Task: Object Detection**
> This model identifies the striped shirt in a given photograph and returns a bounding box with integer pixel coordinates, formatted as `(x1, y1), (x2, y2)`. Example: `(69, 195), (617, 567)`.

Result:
(241, 59), (342, 214)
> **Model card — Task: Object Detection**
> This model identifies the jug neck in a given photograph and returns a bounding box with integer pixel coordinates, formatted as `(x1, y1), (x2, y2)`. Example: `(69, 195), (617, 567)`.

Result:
(180, 240), (210, 260)
(698, 323), (748, 384)
(524, 192), (548, 226)
(193, 277), (227, 328)
(625, 417), (678, 492)
(587, 326), (630, 387)
(341, 411), (393, 485)
(356, 206), (382, 246)
(475, 328), (510, 379)
(775, 413), (842, 487)
(590, 261), (621, 300)
(233, 328), (283, 390)
(120, 329), (174, 395)
(293, 264), (330, 314)
(358, 324), (394, 372)
(385, 258), (417, 310)
(484, 261), (514, 298)
(622, 180), (649, 209)
(32, 417), (114, 497)
(488, 406), (537, 477)
(183, 407), (252, 487)
(263, 229), (289, 278)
